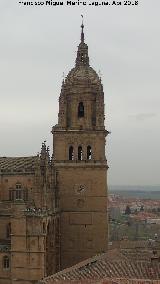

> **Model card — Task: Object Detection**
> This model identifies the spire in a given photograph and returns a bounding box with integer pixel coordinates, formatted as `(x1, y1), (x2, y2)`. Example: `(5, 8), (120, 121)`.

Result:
(81, 15), (84, 43)
(75, 16), (89, 67)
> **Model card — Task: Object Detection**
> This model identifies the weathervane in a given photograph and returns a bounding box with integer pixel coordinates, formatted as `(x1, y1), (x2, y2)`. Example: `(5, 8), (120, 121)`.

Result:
(81, 14), (84, 24)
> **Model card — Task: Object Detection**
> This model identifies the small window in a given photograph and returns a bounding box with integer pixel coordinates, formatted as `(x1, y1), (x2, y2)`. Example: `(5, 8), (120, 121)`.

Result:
(3, 256), (10, 270)
(15, 190), (22, 200)
(69, 146), (74, 160)
(78, 102), (84, 118)
(78, 146), (83, 161)
(87, 146), (92, 160)
(16, 183), (21, 189)
(6, 223), (11, 239)
(47, 222), (51, 234)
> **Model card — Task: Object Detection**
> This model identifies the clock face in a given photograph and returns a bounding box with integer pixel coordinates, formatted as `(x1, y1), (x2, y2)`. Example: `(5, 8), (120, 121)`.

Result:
(76, 184), (86, 194)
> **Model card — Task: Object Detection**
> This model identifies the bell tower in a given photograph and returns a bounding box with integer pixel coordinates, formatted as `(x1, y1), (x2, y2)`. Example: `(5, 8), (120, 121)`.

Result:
(52, 22), (109, 269)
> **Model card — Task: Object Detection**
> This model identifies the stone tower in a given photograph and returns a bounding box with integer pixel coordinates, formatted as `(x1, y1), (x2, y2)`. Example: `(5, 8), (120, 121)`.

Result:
(52, 23), (109, 269)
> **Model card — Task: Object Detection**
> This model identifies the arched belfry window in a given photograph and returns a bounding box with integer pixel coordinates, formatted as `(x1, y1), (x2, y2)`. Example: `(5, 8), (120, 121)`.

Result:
(3, 256), (10, 270)
(78, 146), (83, 161)
(69, 146), (74, 160)
(87, 146), (92, 160)
(78, 102), (84, 118)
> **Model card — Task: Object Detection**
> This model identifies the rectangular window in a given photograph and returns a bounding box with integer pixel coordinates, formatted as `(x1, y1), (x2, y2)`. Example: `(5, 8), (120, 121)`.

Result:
(15, 190), (22, 200)
(16, 183), (22, 189)
(3, 256), (10, 270)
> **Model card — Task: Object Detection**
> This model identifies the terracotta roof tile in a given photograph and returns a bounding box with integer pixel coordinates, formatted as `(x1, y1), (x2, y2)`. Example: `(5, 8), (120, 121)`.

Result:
(0, 156), (39, 173)
(40, 250), (160, 284)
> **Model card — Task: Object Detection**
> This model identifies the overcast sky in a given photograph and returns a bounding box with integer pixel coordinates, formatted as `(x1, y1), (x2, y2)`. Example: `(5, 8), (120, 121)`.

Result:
(0, 0), (160, 186)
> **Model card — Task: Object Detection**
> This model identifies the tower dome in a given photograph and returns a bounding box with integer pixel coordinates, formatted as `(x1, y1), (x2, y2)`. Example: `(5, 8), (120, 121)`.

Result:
(65, 66), (101, 87)
(63, 22), (102, 89)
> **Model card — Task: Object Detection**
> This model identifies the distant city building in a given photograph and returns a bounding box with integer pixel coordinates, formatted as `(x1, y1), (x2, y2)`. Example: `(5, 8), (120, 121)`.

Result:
(109, 207), (121, 220)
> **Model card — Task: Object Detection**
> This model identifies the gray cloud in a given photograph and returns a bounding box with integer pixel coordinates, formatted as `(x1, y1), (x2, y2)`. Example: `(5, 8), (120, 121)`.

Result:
(129, 113), (157, 121)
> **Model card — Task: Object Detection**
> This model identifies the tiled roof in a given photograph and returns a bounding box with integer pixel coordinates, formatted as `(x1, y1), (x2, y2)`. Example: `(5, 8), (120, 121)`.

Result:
(40, 251), (160, 284)
(118, 241), (160, 262)
(0, 156), (39, 173)
(39, 279), (160, 284)
(119, 240), (159, 249)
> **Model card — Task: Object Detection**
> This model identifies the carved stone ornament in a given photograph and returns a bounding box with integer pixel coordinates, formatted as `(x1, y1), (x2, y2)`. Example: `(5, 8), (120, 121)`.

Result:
(74, 184), (86, 194)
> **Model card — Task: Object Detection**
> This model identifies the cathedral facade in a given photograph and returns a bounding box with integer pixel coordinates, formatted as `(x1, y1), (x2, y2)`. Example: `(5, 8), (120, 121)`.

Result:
(0, 24), (109, 284)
